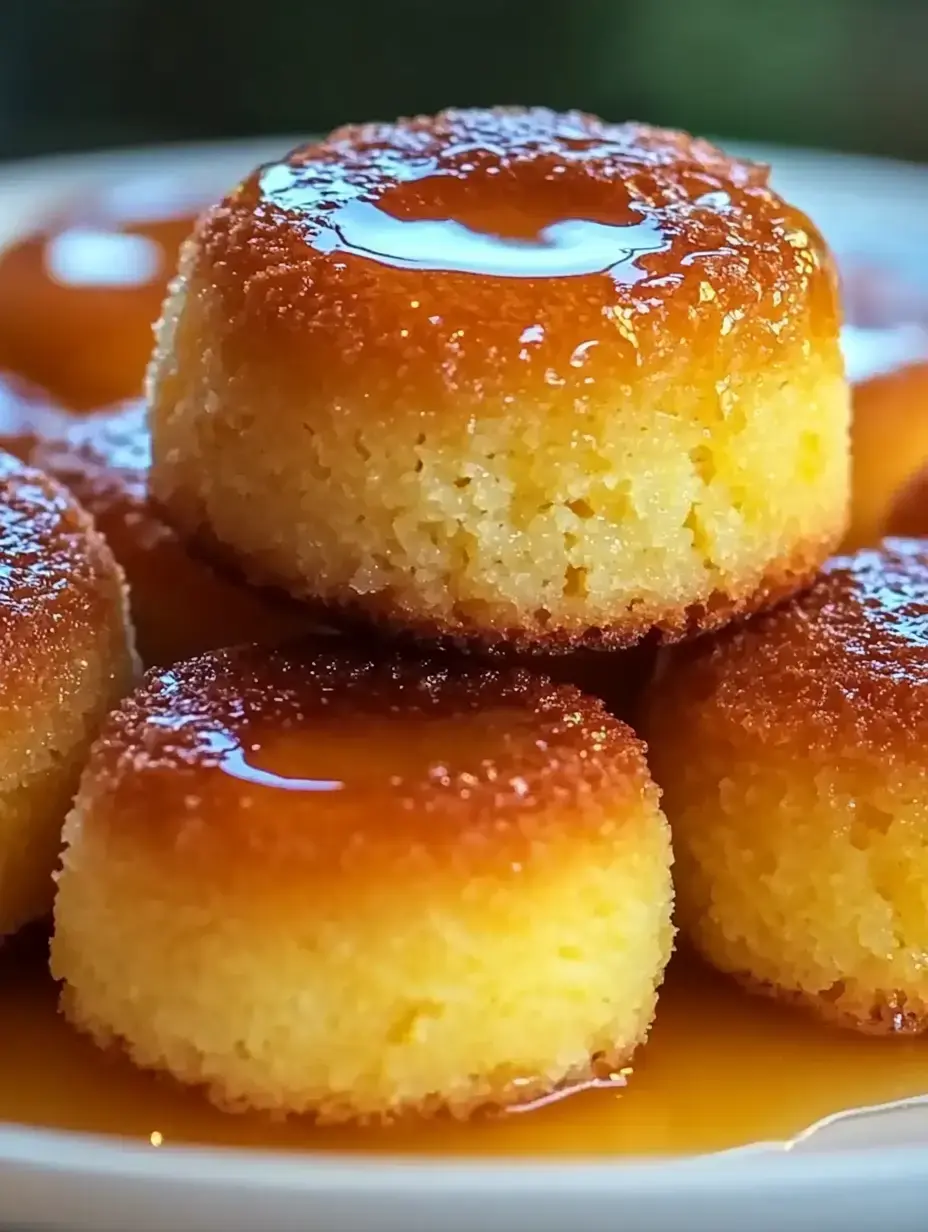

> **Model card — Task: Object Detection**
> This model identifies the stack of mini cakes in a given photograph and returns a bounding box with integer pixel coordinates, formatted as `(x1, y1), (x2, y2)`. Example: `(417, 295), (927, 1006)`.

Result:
(41, 107), (879, 1124)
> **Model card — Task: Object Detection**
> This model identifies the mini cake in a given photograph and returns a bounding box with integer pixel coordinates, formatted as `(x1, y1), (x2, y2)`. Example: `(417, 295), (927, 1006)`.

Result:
(646, 539), (928, 1033)
(149, 107), (849, 652)
(52, 645), (674, 1120)
(0, 448), (134, 937)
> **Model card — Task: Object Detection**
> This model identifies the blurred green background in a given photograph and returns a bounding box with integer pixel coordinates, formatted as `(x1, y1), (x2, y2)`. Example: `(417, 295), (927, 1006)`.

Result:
(0, 0), (923, 162)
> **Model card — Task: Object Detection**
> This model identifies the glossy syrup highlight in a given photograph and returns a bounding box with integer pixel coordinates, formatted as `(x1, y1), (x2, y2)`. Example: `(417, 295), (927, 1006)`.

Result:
(192, 725), (346, 794)
(260, 162), (670, 285)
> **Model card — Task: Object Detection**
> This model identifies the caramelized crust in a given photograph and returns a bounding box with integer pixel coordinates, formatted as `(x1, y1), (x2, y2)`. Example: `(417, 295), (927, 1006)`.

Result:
(0, 381), (151, 530)
(659, 539), (928, 757)
(0, 447), (126, 724)
(79, 644), (657, 878)
(186, 108), (838, 410)
(0, 444), (135, 935)
(0, 379), (317, 666)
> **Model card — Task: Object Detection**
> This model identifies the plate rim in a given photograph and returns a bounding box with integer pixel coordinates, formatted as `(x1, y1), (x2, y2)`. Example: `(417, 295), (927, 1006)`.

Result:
(1, 1118), (927, 1194)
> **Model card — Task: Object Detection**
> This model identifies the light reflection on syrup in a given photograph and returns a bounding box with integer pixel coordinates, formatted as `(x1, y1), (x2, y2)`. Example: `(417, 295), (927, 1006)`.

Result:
(260, 165), (668, 285)
(200, 728), (344, 793)
(506, 1073), (630, 1116)
(45, 228), (163, 289)
(0, 175), (209, 407)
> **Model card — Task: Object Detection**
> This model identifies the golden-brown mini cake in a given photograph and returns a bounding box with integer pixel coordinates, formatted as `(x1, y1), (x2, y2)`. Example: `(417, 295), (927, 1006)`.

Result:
(0, 376), (318, 666)
(645, 539), (928, 1034)
(149, 108), (849, 653)
(846, 362), (928, 548)
(0, 448), (134, 938)
(52, 645), (674, 1121)
(0, 180), (205, 408)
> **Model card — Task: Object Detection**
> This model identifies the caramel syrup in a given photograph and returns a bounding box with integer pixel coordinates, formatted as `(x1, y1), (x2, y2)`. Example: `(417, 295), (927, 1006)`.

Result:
(259, 162), (670, 284)
(3, 933), (927, 1158)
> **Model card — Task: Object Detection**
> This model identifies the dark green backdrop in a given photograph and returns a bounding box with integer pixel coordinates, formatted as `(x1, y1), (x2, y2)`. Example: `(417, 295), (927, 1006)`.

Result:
(0, 0), (923, 162)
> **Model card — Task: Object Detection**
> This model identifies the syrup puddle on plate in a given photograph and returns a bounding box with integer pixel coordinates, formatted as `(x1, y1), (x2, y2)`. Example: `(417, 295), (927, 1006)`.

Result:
(2, 930), (928, 1157)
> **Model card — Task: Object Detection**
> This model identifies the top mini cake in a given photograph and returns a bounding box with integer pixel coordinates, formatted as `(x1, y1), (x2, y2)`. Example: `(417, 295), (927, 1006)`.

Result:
(147, 108), (849, 652)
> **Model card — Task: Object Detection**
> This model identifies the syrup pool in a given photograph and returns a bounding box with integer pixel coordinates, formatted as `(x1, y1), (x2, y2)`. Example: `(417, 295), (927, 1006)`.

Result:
(2, 931), (927, 1158)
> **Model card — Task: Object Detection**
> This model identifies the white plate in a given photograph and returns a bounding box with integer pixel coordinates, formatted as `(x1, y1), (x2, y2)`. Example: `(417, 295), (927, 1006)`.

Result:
(0, 137), (927, 1232)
